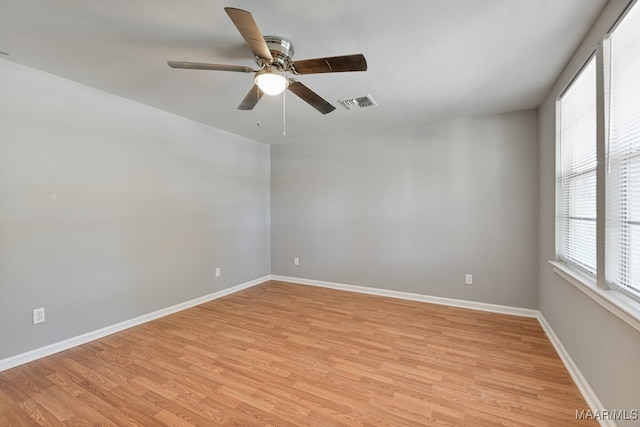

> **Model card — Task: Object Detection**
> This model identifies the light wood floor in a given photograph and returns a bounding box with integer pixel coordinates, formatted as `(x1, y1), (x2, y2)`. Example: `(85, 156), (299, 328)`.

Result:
(1, 280), (595, 426)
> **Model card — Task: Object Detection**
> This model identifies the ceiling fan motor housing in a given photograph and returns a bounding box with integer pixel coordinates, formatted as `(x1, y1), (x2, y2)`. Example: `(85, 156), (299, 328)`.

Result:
(261, 36), (294, 70)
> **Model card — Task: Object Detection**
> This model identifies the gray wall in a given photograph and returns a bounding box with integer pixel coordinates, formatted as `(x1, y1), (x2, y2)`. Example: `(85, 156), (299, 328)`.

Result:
(0, 60), (271, 360)
(272, 110), (539, 308)
(538, 0), (640, 424)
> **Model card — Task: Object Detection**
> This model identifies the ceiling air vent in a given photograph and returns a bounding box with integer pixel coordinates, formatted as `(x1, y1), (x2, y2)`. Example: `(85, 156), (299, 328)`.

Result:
(338, 94), (377, 110)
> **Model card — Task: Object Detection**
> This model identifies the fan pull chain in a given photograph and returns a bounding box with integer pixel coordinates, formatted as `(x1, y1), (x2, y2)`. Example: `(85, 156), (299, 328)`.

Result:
(283, 86), (286, 136)
(256, 87), (260, 127)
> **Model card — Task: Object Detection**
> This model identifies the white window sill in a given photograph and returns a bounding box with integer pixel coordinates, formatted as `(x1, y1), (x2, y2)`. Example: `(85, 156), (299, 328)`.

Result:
(549, 261), (640, 333)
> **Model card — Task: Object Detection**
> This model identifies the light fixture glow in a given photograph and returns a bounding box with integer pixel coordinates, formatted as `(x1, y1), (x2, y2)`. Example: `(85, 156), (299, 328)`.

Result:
(255, 70), (288, 95)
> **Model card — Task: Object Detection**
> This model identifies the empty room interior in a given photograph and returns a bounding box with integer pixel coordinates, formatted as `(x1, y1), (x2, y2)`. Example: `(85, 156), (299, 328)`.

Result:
(1, 0), (640, 426)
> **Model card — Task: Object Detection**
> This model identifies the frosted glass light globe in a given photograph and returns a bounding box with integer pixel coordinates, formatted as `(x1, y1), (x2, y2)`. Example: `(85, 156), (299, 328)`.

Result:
(255, 71), (288, 95)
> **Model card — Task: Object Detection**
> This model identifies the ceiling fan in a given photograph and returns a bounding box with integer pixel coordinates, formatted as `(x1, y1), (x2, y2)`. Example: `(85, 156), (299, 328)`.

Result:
(167, 7), (367, 114)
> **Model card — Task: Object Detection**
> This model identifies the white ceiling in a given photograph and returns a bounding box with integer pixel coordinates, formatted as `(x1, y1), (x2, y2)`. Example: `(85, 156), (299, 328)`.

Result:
(0, 0), (606, 145)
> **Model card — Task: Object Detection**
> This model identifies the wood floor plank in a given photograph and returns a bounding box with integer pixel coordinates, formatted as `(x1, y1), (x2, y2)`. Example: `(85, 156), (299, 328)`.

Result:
(0, 281), (596, 426)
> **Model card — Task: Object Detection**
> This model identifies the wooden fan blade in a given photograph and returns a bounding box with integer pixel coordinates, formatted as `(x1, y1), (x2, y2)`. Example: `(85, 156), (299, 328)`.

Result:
(292, 54), (367, 75)
(288, 80), (336, 114)
(224, 7), (273, 61)
(167, 61), (255, 73)
(238, 85), (264, 110)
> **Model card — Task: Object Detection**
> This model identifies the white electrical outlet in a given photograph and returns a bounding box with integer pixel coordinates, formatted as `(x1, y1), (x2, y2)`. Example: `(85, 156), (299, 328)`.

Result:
(215, 267), (221, 277)
(465, 274), (473, 285)
(33, 307), (45, 325)
(294, 257), (299, 266)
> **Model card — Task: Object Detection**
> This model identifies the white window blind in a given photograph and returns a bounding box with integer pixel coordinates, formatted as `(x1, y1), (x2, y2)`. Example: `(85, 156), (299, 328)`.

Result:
(606, 1), (640, 297)
(558, 57), (597, 274)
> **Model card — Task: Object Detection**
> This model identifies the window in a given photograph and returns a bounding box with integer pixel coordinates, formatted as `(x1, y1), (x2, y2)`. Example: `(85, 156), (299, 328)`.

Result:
(555, 1), (640, 324)
(606, 1), (640, 298)
(558, 57), (597, 274)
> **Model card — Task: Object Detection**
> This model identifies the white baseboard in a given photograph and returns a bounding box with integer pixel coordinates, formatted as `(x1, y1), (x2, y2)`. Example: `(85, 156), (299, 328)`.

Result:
(536, 315), (616, 427)
(0, 275), (269, 372)
(270, 274), (539, 318)
(271, 274), (611, 426)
